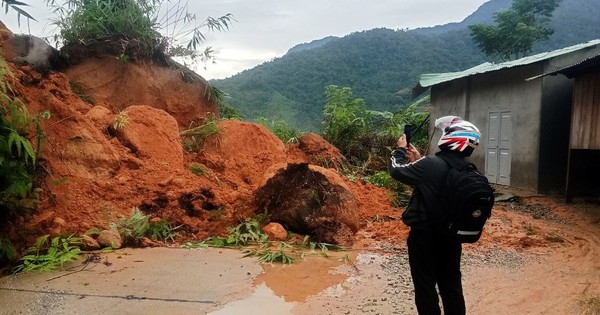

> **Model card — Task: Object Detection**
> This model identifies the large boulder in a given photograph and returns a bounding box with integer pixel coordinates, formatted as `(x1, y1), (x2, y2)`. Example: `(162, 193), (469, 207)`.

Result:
(254, 163), (359, 246)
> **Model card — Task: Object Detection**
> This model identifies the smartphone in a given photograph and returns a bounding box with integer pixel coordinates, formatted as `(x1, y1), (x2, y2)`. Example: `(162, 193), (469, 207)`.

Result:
(404, 124), (412, 146)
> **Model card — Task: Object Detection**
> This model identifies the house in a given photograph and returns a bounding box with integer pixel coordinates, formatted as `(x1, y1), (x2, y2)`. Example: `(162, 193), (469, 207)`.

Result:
(528, 53), (600, 201)
(412, 40), (600, 196)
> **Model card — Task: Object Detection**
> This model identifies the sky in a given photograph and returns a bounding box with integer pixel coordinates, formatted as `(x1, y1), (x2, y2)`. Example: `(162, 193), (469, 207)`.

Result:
(1, 0), (488, 80)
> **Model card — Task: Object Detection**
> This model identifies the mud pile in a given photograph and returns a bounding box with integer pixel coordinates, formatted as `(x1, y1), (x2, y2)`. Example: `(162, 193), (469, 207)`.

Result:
(0, 25), (405, 252)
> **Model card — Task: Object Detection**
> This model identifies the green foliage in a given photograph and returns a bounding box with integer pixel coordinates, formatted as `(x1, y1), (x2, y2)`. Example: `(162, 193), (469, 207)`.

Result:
(0, 58), (49, 219)
(110, 207), (150, 246)
(46, 0), (233, 62)
(106, 209), (179, 245)
(84, 227), (102, 236)
(148, 219), (180, 242)
(209, 84), (243, 120)
(256, 242), (294, 264)
(256, 117), (302, 144)
(218, 102), (244, 120)
(322, 85), (429, 170)
(322, 85), (372, 155)
(180, 117), (220, 151)
(364, 171), (395, 189)
(0, 238), (16, 264)
(188, 163), (208, 176)
(469, 0), (562, 61)
(14, 235), (82, 272)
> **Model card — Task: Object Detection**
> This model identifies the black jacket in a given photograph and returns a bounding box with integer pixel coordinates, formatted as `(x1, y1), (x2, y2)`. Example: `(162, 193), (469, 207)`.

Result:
(388, 148), (465, 230)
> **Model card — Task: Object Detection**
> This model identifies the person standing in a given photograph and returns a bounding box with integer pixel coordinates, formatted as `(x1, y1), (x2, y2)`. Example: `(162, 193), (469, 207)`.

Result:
(388, 116), (481, 315)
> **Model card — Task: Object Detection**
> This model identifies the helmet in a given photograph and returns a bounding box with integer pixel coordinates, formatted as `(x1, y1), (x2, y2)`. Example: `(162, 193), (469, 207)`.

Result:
(435, 116), (480, 156)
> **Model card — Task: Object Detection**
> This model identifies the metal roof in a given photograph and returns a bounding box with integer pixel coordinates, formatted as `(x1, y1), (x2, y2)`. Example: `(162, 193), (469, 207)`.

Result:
(413, 39), (600, 97)
(526, 53), (600, 81)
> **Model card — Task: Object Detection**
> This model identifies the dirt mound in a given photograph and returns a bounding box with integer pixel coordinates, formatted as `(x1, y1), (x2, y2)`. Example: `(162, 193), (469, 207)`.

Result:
(289, 133), (345, 169)
(64, 56), (217, 128)
(255, 163), (358, 246)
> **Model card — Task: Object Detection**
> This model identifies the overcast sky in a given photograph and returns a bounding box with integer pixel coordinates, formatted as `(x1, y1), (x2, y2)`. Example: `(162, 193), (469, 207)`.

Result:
(2, 0), (488, 80)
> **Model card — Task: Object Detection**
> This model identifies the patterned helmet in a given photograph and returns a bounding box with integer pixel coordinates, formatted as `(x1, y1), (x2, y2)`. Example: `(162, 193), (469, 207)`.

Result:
(435, 116), (480, 157)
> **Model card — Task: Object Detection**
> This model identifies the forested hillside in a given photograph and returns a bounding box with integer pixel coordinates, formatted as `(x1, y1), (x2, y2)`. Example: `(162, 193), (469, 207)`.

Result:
(211, 0), (600, 131)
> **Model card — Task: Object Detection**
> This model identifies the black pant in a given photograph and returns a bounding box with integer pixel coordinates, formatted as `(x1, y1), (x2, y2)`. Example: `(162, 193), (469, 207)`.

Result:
(407, 229), (465, 315)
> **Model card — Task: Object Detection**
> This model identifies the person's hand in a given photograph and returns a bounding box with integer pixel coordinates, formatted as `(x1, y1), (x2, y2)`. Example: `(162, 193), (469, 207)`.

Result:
(406, 143), (422, 162)
(396, 134), (407, 148)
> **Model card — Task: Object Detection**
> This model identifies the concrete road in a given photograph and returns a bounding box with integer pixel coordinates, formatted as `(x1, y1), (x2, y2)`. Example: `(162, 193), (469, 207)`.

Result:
(0, 247), (267, 315)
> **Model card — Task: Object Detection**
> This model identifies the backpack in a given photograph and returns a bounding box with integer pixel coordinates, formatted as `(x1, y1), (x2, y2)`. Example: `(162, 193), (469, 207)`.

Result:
(435, 156), (495, 243)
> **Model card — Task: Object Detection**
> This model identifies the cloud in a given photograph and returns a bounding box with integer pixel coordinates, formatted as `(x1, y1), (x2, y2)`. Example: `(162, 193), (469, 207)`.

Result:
(1, 0), (488, 79)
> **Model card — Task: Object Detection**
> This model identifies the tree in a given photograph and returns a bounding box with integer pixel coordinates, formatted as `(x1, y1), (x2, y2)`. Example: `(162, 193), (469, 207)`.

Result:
(1, 0), (36, 25)
(469, 0), (562, 61)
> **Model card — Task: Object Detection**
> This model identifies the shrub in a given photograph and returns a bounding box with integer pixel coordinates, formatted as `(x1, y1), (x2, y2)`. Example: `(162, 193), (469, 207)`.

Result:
(14, 235), (82, 272)
(322, 85), (373, 156)
(0, 57), (49, 220)
(256, 117), (302, 144)
(110, 207), (150, 246)
(0, 238), (16, 265)
(47, 0), (233, 63)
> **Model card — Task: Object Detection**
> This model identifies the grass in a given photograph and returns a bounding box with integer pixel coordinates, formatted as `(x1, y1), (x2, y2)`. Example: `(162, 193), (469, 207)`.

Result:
(180, 118), (220, 151)
(189, 163), (208, 176)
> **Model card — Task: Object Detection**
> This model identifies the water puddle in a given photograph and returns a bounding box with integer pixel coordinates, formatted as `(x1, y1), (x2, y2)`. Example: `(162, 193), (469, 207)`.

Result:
(209, 250), (357, 314)
(207, 283), (296, 315)
(254, 251), (354, 302)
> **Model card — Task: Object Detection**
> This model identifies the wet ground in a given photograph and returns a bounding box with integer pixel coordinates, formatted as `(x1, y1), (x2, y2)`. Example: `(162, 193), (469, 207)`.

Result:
(0, 247), (414, 315)
(2, 197), (600, 315)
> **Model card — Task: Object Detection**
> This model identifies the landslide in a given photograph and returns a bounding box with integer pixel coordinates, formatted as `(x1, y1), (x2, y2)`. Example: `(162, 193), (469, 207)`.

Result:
(2, 24), (595, 276)
(0, 28), (403, 255)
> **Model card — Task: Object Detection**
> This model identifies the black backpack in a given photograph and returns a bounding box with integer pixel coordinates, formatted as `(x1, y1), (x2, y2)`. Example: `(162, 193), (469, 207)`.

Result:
(434, 156), (495, 243)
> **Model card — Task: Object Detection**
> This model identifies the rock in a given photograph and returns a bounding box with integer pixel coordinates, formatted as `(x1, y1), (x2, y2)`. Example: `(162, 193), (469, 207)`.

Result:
(52, 217), (66, 227)
(118, 105), (184, 168)
(80, 234), (100, 251)
(255, 163), (359, 245)
(262, 222), (288, 241)
(97, 229), (122, 249)
(139, 237), (159, 248)
(2, 34), (64, 73)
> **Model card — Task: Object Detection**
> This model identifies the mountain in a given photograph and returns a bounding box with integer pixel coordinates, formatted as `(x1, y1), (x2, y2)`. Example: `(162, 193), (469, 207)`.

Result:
(211, 0), (600, 132)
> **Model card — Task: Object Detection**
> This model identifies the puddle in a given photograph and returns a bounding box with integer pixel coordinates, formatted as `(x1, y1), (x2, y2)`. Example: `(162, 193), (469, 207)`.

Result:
(254, 251), (355, 302)
(209, 251), (363, 314)
(208, 283), (296, 315)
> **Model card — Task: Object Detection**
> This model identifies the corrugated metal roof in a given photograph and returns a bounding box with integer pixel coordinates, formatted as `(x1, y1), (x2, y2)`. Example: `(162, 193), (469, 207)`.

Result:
(414, 39), (600, 95)
(526, 53), (600, 80)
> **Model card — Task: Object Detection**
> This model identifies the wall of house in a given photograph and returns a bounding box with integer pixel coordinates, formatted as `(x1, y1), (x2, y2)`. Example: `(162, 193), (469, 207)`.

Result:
(430, 64), (544, 191)
(428, 79), (469, 154)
